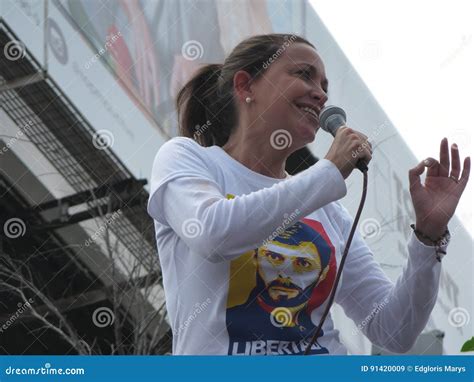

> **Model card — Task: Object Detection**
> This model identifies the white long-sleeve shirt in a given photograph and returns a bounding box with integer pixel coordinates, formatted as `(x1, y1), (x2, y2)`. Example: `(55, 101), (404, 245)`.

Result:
(147, 137), (446, 355)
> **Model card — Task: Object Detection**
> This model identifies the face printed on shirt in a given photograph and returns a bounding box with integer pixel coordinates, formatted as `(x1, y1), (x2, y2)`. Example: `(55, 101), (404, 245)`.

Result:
(226, 218), (337, 355)
(256, 241), (323, 305)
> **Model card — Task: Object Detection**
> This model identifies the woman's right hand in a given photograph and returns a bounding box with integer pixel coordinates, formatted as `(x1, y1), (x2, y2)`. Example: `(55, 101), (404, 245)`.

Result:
(324, 126), (372, 179)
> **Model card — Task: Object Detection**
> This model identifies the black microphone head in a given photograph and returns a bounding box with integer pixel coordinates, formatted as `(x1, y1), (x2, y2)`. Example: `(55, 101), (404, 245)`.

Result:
(320, 105), (347, 136)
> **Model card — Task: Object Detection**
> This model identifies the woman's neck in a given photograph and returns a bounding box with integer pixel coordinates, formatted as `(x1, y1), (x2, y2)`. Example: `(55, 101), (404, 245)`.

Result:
(222, 132), (288, 179)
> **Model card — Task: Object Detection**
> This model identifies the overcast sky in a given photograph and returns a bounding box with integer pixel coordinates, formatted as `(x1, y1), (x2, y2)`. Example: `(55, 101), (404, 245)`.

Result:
(310, 0), (473, 236)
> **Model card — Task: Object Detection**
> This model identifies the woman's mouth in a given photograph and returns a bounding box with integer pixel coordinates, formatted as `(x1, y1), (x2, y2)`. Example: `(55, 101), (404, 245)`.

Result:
(293, 103), (320, 126)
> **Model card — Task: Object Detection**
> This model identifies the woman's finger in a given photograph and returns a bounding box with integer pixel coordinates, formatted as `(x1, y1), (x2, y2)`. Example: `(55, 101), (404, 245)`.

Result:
(408, 160), (426, 192)
(450, 143), (461, 179)
(361, 146), (372, 164)
(366, 139), (373, 152)
(459, 156), (471, 187)
(425, 157), (440, 177)
(439, 138), (450, 177)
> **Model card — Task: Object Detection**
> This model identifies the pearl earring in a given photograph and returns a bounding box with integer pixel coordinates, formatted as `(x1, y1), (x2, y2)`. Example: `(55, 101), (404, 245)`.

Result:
(245, 97), (252, 104)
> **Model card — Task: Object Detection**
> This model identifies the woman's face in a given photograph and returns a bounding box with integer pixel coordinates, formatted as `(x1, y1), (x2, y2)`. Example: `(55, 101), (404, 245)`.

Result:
(249, 42), (329, 150)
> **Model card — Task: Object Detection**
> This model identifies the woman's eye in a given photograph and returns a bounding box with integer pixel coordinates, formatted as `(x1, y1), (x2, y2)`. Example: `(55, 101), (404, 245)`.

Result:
(297, 69), (329, 94)
(298, 70), (312, 79)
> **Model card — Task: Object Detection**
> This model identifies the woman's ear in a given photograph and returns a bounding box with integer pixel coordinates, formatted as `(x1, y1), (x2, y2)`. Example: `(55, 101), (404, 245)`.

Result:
(233, 70), (254, 104)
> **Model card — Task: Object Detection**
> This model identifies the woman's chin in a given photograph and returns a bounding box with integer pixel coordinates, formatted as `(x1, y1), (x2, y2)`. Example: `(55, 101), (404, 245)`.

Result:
(294, 121), (317, 142)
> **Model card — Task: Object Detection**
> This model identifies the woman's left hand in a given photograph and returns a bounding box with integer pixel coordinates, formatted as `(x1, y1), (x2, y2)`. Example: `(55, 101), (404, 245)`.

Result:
(408, 138), (470, 239)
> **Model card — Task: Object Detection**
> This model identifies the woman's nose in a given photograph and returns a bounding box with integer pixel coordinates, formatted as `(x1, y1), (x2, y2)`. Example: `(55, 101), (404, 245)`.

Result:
(310, 88), (328, 108)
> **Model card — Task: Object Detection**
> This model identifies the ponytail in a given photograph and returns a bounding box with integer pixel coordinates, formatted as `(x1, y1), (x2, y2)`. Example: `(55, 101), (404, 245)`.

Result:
(176, 63), (236, 147)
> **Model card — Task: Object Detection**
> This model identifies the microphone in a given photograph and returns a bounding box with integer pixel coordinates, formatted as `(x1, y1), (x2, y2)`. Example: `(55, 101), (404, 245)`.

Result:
(319, 105), (369, 172)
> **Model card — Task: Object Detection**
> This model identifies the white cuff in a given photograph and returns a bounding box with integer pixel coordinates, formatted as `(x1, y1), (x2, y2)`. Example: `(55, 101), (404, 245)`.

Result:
(408, 230), (447, 267)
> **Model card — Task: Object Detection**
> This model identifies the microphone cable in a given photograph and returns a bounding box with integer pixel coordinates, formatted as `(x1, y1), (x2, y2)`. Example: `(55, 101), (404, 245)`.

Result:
(303, 169), (368, 355)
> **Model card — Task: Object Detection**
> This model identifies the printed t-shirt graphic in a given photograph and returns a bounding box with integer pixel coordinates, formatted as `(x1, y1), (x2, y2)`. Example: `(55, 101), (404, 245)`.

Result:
(225, 194), (337, 355)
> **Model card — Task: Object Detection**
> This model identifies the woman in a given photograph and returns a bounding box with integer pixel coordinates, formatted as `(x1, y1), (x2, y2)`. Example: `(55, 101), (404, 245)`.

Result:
(147, 34), (470, 355)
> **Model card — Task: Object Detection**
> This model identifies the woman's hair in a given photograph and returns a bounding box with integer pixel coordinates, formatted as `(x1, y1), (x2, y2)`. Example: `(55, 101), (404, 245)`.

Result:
(176, 34), (315, 147)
